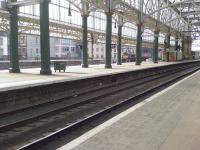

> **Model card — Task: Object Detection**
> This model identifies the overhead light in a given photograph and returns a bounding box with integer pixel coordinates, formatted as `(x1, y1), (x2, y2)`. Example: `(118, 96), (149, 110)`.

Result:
(68, 4), (72, 16)
(114, 22), (117, 28)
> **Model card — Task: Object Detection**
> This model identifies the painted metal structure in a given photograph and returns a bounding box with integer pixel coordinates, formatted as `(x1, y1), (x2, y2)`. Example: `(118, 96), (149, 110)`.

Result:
(0, 0), (197, 74)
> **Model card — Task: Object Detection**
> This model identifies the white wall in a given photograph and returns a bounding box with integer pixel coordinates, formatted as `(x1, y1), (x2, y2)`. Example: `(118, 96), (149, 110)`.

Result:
(88, 42), (105, 60)
(3, 37), (8, 55)
(26, 35), (40, 59)
(0, 36), (8, 56)
(88, 42), (135, 63)
(26, 35), (79, 59)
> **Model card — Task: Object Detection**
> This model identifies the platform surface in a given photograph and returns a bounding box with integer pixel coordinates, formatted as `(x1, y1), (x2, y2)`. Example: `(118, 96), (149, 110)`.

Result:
(59, 70), (200, 150)
(0, 61), (176, 91)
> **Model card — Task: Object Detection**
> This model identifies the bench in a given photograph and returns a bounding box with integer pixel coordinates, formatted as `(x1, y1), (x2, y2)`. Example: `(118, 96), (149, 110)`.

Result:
(52, 61), (67, 72)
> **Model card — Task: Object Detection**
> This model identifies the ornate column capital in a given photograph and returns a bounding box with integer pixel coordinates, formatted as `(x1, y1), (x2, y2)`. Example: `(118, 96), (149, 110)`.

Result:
(154, 28), (160, 35)
(105, 11), (113, 16)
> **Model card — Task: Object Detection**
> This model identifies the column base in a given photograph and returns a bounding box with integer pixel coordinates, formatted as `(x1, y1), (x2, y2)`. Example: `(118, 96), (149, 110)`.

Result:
(153, 59), (158, 63)
(82, 64), (88, 68)
(117, 63), (122, 65)
(9, 68), (20, 73)
(153, 61), (158, 64)
(135, 62), (141, 65)
(40, 69), (52, 75)
(105, 65), (112, 69)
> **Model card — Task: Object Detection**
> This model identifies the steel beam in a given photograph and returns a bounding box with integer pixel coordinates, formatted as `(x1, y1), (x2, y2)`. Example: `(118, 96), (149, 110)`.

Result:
(181, 35), (185, 59)
(153, 29), (160, 63)
(135, 0), (143, 66)
(117, 25), (122, 65)
(105, 12), (112, 69)
(164, 32), (171, 62)
(81, 15), (88, 68)
(7, 0), (47, 8)
(9, 0), (20, 73)
(164, 31), (171, 51)
(175, 36), (179, 51)
(167, 33), (171, 50)
(135, 23), (142, 65)
(40, 0), (52, 75)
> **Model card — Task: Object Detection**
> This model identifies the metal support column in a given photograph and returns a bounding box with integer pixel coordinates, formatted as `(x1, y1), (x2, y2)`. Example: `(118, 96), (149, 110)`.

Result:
(9, 0), (20, 73)
(188, 36), (192, 59)
(164, 32), (171, 62)
(166, 33), (171, 50)
(136, 0), (143, 65)
(181, 35), (185, 59)
(91, 33), (94, 60)
(153, 29), (160, 63)
(153, 0), (160, 64)
(81, 15), (88, 68)
(40, 0), (52, 75)
(175, 36), (179, 51)
(105, 12), (112, 68)
(136, 23), (142, 65)
(117, 25), (122, 65)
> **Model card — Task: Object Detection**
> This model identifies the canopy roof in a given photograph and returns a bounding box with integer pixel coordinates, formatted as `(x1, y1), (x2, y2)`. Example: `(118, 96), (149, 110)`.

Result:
(0, 0), (199, 41)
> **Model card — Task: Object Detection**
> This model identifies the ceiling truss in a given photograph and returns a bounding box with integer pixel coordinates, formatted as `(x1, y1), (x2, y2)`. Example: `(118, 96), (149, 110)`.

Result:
(1, 0), (200, 42)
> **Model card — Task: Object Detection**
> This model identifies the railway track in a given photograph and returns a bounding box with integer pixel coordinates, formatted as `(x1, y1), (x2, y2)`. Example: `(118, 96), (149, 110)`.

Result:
(0, 62), (200, 150)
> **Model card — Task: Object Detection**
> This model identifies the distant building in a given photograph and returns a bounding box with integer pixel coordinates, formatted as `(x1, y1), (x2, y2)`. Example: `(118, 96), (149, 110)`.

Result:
(88, 42), (105, 60)
(18, 35), (28, 60)
(54, 38), (80, 59)
(1, 34), (136, 62)
(0, 35), (8, 60)
(88, 42), (135, 62)
(18, 34), (81, 60)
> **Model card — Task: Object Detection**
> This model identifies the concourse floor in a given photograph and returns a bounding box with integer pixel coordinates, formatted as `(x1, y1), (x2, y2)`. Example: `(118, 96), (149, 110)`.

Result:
(59, 70), (200, 150)
(0, 61), (176, 92)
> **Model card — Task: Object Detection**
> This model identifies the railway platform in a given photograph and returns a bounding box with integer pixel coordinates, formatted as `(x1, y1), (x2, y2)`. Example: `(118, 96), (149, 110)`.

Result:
(1, 60), (200, 150)
(0, 61), (176, 91)
(59, 69), (200, 150)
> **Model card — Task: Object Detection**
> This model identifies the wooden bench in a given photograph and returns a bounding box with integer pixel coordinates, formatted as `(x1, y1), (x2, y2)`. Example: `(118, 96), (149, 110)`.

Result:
(52, 60), (67, 72)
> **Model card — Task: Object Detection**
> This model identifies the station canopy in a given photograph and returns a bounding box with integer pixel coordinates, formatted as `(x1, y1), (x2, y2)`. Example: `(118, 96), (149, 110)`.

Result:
(0, 0), (199, 42)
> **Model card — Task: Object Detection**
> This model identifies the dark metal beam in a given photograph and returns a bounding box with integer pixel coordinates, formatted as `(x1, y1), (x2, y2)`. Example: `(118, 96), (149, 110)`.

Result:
(7, 0), (47, 8)
(9, 0), (20, 73)
(181, 11), (196, 16)
(174, 2), (200, 8)
(162, 0), (188, 22)
(81, 14), (88, 68)
(40, 0), (52, 75)
(117, 25), (122, 65)
(105, 12), (112, 69)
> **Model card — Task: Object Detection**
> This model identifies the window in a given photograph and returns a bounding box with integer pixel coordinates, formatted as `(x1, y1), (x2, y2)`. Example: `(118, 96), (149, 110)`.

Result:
(0, 38), (3, 45)
(96, 54), (99, 59)
(19, 36), (26, 44)
(96, 48), (99, 52)
(63, 47), (69, 52)
(71, 47), (75, 52)
(36, 37), (39, 44)
(0, 49), (3, 57)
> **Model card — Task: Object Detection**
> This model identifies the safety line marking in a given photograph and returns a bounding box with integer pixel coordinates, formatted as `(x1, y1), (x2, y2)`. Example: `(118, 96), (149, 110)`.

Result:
(57, 70), (200, 150)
